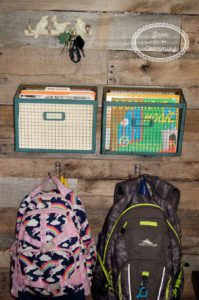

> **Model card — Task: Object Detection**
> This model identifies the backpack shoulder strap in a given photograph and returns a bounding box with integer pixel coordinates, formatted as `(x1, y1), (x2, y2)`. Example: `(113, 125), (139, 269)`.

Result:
(15, 195), (32, 238)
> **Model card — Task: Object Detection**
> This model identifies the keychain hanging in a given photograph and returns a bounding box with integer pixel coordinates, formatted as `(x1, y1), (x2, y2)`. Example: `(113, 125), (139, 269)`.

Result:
(58, 30), (85, 63)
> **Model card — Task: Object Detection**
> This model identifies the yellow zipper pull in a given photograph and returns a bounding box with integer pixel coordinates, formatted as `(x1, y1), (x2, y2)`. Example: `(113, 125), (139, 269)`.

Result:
(61, 174), (69, 188)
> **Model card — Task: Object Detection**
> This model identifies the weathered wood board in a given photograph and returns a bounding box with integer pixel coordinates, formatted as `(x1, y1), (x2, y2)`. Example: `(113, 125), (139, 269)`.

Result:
(182, 15), (199, 53)
(0, 12), (181, 50)
(1, 142), (199, 162)
(0, 178), (199, 211)
(108, 51), (199, 87)
(182, 15), (199, 35)
(0, 48), (107, 83)
(0, 159), (199, 180)
(0, 207), (198, 251)
(0, 80), (198, 108)
(0, 0), (198, 14)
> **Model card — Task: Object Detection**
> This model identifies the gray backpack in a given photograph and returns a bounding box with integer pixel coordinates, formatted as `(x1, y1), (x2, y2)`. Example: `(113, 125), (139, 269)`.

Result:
(92, 174), (184, 300)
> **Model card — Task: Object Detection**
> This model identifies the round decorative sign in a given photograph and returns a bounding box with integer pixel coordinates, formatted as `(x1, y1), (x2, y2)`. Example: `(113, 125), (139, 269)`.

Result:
(131, 23), (189, 63)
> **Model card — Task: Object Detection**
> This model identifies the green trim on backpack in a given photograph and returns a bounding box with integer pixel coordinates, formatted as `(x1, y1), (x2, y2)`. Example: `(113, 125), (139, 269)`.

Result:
(97, 252), (112, 289)
(166, 277), (172, 300)
(140, 221), (157, 227)
(142, 271), (150, 277)
(173, 266), (183, 298)
(118, 272), (122, 300)
(122, 220), (128, 229)
(166, 221), (180, 244)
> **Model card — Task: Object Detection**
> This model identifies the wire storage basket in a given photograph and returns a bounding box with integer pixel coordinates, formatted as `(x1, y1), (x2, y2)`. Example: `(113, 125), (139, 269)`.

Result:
(14, 84), (97, 153)
(101, 86), (187, 156)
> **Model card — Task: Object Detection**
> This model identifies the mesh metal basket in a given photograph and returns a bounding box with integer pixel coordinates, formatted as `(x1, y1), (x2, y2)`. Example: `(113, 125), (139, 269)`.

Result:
(14, 85), (97, 153)
(101, 86), (186, 156)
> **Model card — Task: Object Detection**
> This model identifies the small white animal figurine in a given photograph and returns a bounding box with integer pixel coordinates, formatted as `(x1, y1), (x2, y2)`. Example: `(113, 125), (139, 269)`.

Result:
(24, 15), (92, 39)
(74, 18), (86, 37)
(24, 16), (49, 39)
(50, 15), (71, 36)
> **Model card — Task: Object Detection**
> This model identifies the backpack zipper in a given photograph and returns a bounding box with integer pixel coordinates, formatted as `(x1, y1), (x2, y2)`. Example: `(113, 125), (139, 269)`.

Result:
(118, 260), (166, 300)
(157, 266), (165, 300)
(128, 263), (132, 300)
(118, 264), (132, 300)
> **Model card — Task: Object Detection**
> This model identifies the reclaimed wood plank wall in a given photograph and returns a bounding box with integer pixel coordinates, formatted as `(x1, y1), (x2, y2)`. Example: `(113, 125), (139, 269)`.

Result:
(0, 1), (199, 298)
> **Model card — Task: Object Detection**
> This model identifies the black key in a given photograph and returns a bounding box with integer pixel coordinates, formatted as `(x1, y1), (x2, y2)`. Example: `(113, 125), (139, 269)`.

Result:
(74, 35), (85, 57)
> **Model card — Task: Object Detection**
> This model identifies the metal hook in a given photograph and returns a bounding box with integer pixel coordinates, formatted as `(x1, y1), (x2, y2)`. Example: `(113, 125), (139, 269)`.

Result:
(134, 163), (142, 177)
(54, 162), (61, 177)
(129, 163), (142, 178)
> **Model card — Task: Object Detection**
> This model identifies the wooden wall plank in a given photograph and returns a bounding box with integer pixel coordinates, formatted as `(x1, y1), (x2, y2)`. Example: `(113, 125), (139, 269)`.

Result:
(1, 142), (199, 162)
(1, 243), (198, 270)
(184, 34), (199, 53)
(0, 178), (199, 211)
(0, 12), (181, 50)
(0, 82), (199, 109)
(183, 272), (196, 298)
(181, 15), (199, 53)
(0, 77), (104, 105)
(0, 158), (199, 180)
(0, 48), (107, 84)
(183, 86), (199, 109)
(180, 142), (199, 161)
(0, 293), (13, 300)
(0, 269), (10, 293)
(9, 236), (199, 265)
(182, 15), (199, 35)
(184, 110), (199, 142)
(0, 0), (198, 14)
(0, 208), (198, 254)
(108, 51), (199, 87)
(0, 208), (198, 238)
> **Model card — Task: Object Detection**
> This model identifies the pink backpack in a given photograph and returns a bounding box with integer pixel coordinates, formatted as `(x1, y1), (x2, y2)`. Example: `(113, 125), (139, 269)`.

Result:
(10, 175), (96, 298)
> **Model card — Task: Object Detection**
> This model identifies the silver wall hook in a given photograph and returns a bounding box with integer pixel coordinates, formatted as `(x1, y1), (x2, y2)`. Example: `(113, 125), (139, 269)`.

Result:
(129, 163), (142, 178)
(134, 163), (142, 177)
(54, 162), (61, 177)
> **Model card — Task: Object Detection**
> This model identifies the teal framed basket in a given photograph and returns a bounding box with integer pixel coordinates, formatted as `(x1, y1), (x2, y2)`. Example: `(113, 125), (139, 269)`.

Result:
(14, 84), (97, 153)
(101, 85), (187, 156)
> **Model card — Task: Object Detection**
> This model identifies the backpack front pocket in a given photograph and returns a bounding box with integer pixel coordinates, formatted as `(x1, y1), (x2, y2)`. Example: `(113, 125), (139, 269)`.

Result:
(118, 260), (168, 300)
(116, 216), (171, 265)
(18, 249), (82, 296)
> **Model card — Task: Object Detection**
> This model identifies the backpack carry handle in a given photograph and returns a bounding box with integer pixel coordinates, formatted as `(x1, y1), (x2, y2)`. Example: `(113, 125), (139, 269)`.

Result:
(139, 177), (151, 197)
(30, 173), (71, 199)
